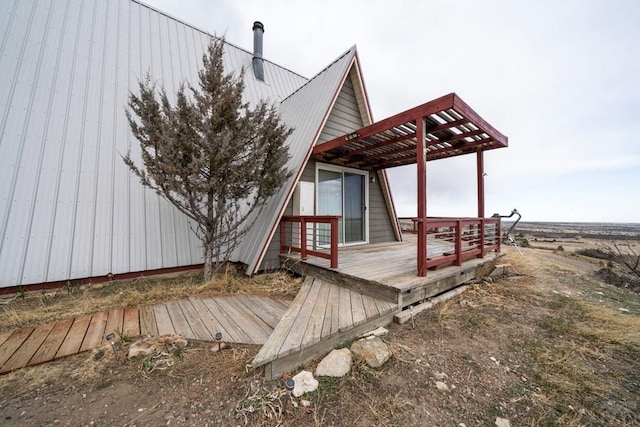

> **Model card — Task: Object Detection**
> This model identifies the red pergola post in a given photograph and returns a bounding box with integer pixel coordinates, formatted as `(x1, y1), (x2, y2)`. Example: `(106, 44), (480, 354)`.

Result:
(417, 117), (427, 277)
(477, 147), (485, 219)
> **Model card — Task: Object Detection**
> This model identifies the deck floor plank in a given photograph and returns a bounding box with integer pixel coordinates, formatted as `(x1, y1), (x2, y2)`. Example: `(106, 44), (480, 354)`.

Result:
(1, 324), (52, 373)
(279, 279), (323, 355)
(259, 296), (291, 316)
(200, 298), (253, 344)
(216, 297), (270, 344)
(177, 300), (213, 341)
(361, 294), (380, 319)
(233, 296), (280, 338)
(253, 278), (313, 365)
(139, 306), (158, 337)
(350, 290), (367, 326)
(321, 282), (341, 339)
(0, 330), (12, 348)
(338, 286), (353, 331)
(228, 296), (277, 335)
(79, 311), (108, 353)
(104, 308), (124, 341)
(165, 302), (195, 339)
(55, 315), (91, 358)
(29, 318), (73, 366)
(153, 304), (176, 335)
(188, 298), (228, 339)
(245, 297), (288, 328)
(0, 328), (35, 368)
(122, 307), (140, 337)
(300, 280), (330, 349)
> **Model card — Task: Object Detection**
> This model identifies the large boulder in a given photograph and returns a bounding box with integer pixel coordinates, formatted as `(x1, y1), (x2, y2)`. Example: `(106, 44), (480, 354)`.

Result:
(350, 337), (391, 368)
(315, 348), (352, 377)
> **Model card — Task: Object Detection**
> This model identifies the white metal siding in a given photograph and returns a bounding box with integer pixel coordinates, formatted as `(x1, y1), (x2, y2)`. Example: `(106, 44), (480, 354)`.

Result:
(0, 0), (306, 287)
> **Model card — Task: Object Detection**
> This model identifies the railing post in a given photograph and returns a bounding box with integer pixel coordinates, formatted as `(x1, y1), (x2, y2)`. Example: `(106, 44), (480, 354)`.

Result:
(300, 217), (307, 260)
(497, 219), (501, 253)
(330, 217), (338, 268)
(455, 220), (463, 266)
(479, 219), (485, 258)
(280, 219), (286, 254)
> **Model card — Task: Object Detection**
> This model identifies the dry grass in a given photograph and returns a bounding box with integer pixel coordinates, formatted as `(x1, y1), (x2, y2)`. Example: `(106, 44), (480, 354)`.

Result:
(0, 267), (302, 332)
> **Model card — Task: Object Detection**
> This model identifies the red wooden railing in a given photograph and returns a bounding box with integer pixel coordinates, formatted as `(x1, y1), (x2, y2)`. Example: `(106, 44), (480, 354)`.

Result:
(280, 215), (340, 268)
(416, 217), (501, 275)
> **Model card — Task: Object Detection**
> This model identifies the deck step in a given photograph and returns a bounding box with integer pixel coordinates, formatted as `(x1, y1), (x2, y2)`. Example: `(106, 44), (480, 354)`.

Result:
(252, 276), (398, 378)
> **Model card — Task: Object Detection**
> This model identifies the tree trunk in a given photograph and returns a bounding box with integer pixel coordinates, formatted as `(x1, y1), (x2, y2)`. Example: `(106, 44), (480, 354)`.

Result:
(203, 241), (214, 282)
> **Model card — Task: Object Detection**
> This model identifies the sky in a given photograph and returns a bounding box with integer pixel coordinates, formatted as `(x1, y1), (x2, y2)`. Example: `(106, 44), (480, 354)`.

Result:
(144, 0), (640, 223)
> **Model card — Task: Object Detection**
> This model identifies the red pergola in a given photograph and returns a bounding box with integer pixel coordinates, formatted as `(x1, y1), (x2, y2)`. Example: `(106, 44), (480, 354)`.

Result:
(312, 92), (508, 276)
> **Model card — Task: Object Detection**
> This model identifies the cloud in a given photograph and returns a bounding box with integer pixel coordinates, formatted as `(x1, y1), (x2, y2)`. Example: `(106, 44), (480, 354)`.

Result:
(144, 0), (640, 222)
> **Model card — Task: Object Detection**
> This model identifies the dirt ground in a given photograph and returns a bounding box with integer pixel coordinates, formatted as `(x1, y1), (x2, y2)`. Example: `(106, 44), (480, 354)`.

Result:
(1, 247), (639, 426)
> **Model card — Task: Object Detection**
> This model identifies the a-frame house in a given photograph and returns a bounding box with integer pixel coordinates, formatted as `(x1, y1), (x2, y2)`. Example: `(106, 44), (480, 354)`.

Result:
(0, 0), (509, 377)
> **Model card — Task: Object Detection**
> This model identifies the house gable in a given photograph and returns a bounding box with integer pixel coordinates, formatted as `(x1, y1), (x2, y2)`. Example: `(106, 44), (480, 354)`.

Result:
(234, 47), (358, 274)
(317, 66), (366, 144)
(250, 53), (401, 272)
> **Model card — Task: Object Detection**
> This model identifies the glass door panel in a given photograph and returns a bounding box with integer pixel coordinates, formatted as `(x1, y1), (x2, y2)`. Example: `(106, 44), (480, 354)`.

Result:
(344, 172), (365, 243)
(317, 169), (343, 245)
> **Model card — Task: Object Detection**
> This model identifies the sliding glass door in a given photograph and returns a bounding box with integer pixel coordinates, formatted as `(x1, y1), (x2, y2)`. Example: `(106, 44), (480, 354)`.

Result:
(317, 165), (368, 245)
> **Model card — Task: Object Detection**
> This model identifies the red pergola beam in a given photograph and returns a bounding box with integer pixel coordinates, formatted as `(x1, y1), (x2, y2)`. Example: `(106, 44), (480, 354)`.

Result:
(452, 95), (508, 147)
(330, 131), (416, 160)
(365, 137), (495, 170)
(313, 93), (456, 155)
(346, 141), (417, 166)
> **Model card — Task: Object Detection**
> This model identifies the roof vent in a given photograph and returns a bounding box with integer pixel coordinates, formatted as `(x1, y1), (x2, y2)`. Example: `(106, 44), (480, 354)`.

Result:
(252, 21), (265, 82)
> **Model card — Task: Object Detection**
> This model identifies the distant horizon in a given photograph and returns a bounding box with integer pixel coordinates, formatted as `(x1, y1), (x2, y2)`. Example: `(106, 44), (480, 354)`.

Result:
(501, 220), (640, 225)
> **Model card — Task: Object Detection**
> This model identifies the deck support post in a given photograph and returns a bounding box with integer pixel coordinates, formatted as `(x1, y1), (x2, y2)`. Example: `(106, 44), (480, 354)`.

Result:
(416, 117), (427, 277)
(476, 147), (485, 218)
(476, 148), (485, 257)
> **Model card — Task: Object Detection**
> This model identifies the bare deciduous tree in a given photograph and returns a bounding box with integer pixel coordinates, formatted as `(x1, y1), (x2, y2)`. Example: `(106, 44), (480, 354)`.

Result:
(124, 38), (292, 281)
(607, 242), (640, 279)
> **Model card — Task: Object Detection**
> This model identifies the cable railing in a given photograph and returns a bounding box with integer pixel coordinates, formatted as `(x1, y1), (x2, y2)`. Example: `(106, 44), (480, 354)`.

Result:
(279, 215), (340, 268)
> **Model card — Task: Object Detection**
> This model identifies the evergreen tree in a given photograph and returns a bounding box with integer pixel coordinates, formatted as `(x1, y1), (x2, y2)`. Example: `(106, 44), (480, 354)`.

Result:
(124, 38), (292, 281)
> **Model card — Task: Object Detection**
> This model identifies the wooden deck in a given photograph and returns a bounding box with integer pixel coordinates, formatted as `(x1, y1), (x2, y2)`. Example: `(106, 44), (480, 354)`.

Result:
(250, 236), (499, 377)
(282, 234), (500, 308)
(0, 296), (290, 374)
(252, 276), (398, 378)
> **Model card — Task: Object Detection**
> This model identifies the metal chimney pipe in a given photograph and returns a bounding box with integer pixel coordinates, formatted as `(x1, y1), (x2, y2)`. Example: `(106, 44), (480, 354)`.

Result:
(252, 21), (265, 81)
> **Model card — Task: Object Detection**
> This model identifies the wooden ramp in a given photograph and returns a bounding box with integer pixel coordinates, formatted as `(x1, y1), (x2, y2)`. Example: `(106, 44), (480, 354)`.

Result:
(0, 307), (140, 374)
(140, 296), (290, 345)
(252, 277), (399, 379)
(0, 296), (290, 375)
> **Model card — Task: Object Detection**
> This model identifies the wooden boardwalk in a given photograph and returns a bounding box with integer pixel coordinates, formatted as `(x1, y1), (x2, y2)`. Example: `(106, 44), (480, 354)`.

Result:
(252, 276), (398, 378)
(0, 296), (290, 375)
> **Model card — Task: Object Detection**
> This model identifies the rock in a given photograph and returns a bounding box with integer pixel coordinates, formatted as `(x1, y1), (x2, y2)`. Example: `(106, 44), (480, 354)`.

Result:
(128, 334), (187, 358)
(360, 327), (389, 338)
(435, 381), (449, 392)
(350, 337), (391, 368)
(495, 417), (510, 427)
(434, 372), (448, 381)
(292, 370), (318, 398)
(210, 342), (228, 353)
(300, 400), (311, 408)
(619, 308), (630, 313)
(315, 348), (352, 377)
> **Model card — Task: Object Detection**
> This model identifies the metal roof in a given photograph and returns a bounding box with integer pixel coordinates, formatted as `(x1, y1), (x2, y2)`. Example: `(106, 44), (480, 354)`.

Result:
(313, 93), (508, 170)
(0, 0), (307, 287)
(235, 47), (358, 275)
